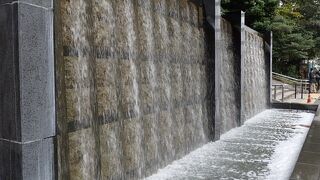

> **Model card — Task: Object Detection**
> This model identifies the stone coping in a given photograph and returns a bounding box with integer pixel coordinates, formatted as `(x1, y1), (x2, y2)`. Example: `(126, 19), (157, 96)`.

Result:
(272, 102), (319, 112)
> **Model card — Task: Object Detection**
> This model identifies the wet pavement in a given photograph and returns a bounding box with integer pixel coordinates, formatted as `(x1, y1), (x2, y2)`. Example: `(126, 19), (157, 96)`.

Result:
(147, 109), (315, 180)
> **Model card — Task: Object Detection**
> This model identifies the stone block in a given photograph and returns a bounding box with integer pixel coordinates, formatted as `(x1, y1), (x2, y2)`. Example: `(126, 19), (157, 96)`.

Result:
(0, 140), (22, 180)
(184, 106), (195, 150)
(156, 62), (170, 108)
(179, 0), (189, 22)
(0, 1), (55, 143)
(194, 104), (207, 144)
(139, 61), (156, 84)
(96, 86), (118, 119)
(93, 0), (115, 47)
(66, 88), (92, 123)
(121, 118), (144, 178)
(96, 58), (116, 87)
(18, 2), (55, 142)
(100, 122), (123, 179)
(193, 64), (201, 99)
(183, 64), (193, 100)
(95, 58), (118, 119)
(141, 84), (154, 114)
(172, 107), (186, 158)
(0, 138), (55, 180)
(0, 0), (52, 8)
(158, 111), (173, 163)
(119, 61), (139, 117)
(0, 3), (21, 141)
(60, 0), (72, 47)
(171, 63), (183, 104)
(64, 56), (79, 89)
(68, 128), (99, 180)
(0, 0), (54, 179)
(22, 138), (55, 180)
(141, 114), (159, 174)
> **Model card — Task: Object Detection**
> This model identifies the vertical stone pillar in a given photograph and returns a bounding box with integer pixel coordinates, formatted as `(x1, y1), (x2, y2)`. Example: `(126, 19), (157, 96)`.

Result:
(222, 11), (245, 128)
(265, 31), (273, 106)
(0, 0), (55, 179)
(240, 12), (246, 125)
(203, 0), (221, 140)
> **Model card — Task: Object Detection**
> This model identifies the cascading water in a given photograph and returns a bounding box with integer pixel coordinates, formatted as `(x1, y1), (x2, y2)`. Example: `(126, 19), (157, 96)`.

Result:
(57, 0), (212, 179)
(242, 30), (268, 121)
(220, 18), (240, 134)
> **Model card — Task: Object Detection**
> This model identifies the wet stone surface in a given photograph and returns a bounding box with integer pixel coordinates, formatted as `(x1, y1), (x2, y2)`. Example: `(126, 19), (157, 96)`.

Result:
(147, 109), (315, 180)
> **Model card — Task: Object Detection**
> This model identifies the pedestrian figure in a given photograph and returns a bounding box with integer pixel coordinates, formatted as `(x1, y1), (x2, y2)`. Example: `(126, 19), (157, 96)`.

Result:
(309, 68), (317, 93)
(315, 68), (320, 92)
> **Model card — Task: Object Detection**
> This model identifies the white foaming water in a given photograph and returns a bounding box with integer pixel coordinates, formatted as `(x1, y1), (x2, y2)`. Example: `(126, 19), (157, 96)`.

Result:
(146, 109), (315, 180)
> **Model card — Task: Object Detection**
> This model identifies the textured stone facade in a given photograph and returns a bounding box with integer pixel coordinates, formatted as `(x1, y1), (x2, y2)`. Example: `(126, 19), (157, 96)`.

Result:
(242, 28), (269, 121)
(220, 18), (241, 134)
(56, 0), (213, 179)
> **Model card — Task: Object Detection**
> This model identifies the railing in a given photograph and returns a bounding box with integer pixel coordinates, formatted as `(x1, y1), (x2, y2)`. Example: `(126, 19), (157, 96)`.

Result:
(272, 84), (284, 102)
(272, 72), (310, 101)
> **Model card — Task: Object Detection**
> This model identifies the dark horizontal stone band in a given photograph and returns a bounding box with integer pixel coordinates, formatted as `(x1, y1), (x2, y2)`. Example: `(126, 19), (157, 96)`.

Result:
(63, 46), (211, 65)
(65, 97), (214, 133)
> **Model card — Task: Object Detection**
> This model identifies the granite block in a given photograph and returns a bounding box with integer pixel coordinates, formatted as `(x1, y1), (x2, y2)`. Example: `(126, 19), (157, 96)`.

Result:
(0, 138), (54, 180)
(0, 140), (22, 180)
(18, 3), (55, 142)
(0, 0), (52, 8)
(0, 3), (21, 141)
(0, 1), (55, 180)
(22, 138), (55, 180)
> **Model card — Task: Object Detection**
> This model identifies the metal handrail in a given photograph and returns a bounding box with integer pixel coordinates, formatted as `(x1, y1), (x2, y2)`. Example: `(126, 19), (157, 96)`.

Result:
(272, 72), (311, 100)
(272, 84), (284, 102)
(272, 72), (309, 84)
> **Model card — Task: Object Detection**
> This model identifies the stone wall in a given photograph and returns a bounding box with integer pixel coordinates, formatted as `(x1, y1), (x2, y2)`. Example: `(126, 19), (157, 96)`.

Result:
(242, 27), (270, 121)
(0, 0), (271, 179)
(56, 0), (214, 179)
(219, 18), (241, 134)
(218, 13), (271, 134)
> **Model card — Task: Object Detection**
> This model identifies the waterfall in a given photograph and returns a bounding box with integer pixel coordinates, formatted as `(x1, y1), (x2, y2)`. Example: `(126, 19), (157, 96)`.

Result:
(58, 0), (211, 179)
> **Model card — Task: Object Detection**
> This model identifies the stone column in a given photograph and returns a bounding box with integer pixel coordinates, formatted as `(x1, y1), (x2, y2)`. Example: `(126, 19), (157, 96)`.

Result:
(265, 31), (273, 107)
(240, 12), (246, 125)
(203, 0), (221, 140)
(0, 0), (55, 179)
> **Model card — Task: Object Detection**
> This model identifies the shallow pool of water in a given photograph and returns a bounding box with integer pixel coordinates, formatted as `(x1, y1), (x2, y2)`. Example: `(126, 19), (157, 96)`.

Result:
(146, 109), (315, 180)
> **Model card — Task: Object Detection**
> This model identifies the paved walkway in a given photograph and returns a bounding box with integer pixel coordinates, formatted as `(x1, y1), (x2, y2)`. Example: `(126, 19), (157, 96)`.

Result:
(286, 93), (320, 104)
(291, 106), (320, 180)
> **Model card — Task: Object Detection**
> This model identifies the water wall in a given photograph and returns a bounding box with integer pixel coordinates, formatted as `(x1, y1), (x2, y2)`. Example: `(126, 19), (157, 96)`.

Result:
(242, 27), (270, 121)
(218, 13), (271, 133)
(0, 1), (272, 179)
(55, 0), (214, 179)
(219, 18), (240, 133)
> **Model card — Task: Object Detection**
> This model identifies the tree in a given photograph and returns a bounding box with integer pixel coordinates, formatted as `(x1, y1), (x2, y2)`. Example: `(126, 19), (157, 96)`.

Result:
(297, 0), (320, 57)
(271, 2), (315, 76)
(221, 0), (279, 32)
(222, 0), (320, 77)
